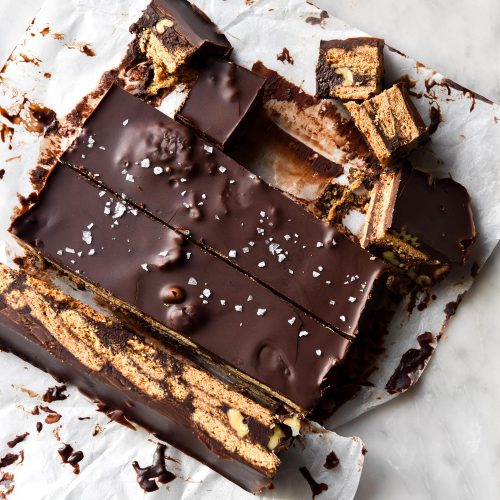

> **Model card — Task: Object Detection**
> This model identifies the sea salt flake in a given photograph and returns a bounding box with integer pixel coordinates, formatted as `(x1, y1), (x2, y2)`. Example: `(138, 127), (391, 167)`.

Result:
(316, 349), (322, 356)
(339, 315), (346, 322)
(82, 231), (92, 245)
(99, 191), (106, 198)
(57, 250), (62, 255)
(88, 249), (95, 256)
(122, 119), (129, 126)
(220, 299), (226, 306)
(203, 144), (213, 153)
(312, 271), (320, 278)
(65, 247), (75, 254)
(288, 317), (296, 325)
(348, 296), (357, 303)
(299, 331), (308, 337)
(247, 295), (253, 302)
(242, 247), (250, 253)
(329, 300), (336, 306)
(278, 254), (286, 263)
(218, 166), (227, 173)
(153, 167), (163, 175)
(257, 308), (267, 316)
(99, 146), (106, 151)
(188, 277), (197, 286)
(87, 223), (94, 229)
(235, 305), (243, 312)
(260, 211), (266, 218)
(112, 202), (126, 219)
(87, 136), (95, 148)
(258, 261), (266, 268)
(125, 174), (135, 183)
(228, 250), (237, 258)
(141, 264), (149, 271)
(284, 234), (291, 240)
(202, 288), (211, 298)
(316, 242), (324, 247)
(140, 158), (150, 168)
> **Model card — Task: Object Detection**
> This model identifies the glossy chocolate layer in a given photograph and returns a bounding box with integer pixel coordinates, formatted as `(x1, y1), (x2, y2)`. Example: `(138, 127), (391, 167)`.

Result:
(131, 0), (231, 59)
(391, 166), (477, 264)
(61, 86), (387, 339)
(0, 301), (271, 493)
(11, 165), (351, 412)
(177, 60), (265, 148)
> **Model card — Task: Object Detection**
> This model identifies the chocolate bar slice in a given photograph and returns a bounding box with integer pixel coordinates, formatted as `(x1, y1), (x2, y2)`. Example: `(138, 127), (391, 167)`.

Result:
(130, 0), (231, 91)
(316, 38), (384, 101)
(345, 83), (427, 166)
(361, 165), (477, 285)
(60, 86), (388, 340)
(0, 263), (298, 493)
(10, 164), (351, 413)
(176, 60), (266, 149)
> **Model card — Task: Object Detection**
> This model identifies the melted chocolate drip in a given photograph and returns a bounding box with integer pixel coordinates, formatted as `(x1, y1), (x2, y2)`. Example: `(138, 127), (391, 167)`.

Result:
(132, 444), (176, 492)
(428, 105), (443, 135)
(96, 403), (136, 430)
(0, 454), (18, 469)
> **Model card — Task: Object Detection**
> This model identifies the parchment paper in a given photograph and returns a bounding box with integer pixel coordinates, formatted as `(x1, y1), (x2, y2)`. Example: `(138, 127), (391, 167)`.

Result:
(1, 0), (499, 498)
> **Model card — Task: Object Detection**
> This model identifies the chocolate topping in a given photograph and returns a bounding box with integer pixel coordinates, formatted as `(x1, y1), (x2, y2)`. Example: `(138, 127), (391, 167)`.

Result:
(60, 86), (387, 340)
(177, 60), (266, 148)
(11, 165), (350, 411)
(391, 167), (477, 264)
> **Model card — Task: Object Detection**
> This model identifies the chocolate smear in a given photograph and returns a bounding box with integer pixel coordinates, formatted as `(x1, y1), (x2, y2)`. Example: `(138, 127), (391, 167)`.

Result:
(42, 384), (68, 403)
(385, 332), (435, 393)
(323, 451), (340, 469)
(428, 105), (443, 135)
(132, 444), (176, 492)
(7, 433), (28, 449)
(277, 48), (294, 64)
(299, 466), (328, 498)
(58, 444), (84, 474)
(0, 454), (18, 469)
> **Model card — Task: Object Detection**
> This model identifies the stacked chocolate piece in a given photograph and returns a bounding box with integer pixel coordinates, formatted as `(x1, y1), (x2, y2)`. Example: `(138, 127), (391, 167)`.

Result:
(2, 0), (478, 495)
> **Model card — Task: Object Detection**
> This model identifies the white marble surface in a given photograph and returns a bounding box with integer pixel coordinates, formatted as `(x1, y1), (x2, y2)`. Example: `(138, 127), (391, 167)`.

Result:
(313, 1), (500, 499)
(1, 1), (499, 499)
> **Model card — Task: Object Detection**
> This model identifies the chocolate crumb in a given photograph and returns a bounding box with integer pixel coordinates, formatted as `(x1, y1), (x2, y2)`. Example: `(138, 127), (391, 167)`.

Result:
(0, 169), (5, 180)
(299, 466), (328, 498)
(36, 422), (43, 433)
(277, 48), (294, 64)
(444, 293), (465, 319)
(42, 384), (68, 403)
(323, 451), (340, 469)
(7, 433), (29, 449)
(132, 444), (176, 492)
(305, 10), (329, 26)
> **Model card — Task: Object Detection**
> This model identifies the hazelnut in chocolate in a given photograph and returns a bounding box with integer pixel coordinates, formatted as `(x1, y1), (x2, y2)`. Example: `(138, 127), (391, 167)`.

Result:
(345, 83), (428, 167)
(316, 38), (384, 101)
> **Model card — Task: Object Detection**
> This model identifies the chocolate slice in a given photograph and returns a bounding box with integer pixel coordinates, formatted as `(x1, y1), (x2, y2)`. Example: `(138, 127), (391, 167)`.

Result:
(0, 263), (296, 493)
(130, 0), (232, 92)
(316, 38), (384, 101)
(60, 85), (388, 340)
(176, 60), (266, 149)
(10, 164), (351, 412)
(345, 83), (427, 166)
(361, 164), (477, 284)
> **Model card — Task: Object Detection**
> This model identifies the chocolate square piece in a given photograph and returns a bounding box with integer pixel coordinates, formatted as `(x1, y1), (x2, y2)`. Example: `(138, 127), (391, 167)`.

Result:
(361, 164), (477, 285)
(316, 38), (384, 101)
(176, 60), (266, 149)
(345, 83), (428, 166)
(130, 0), (231, 81)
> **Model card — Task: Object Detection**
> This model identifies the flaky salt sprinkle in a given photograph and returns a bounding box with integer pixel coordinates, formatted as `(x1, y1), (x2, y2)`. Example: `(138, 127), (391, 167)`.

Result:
(125, 174), (135, 183)
(278, 254), (286, 263)
(288, 317), (296, 325)
(218, 166), (227, 173)
(99, 191), (106, 198)
(122, 119), (129, 126)
(329, 300), (336, 306)
(299, 330), (308, 337)
(257, 308), (267, 316)
(339, 315), (346, 322)
(247, 295), (253, 302)
(258, 261), (266, 268)
(312, 271), (320, 278)
(316, 242), (324, 248)
(188, 277), (197, 286)
(140, 158), (150, 168)
(203, 144), (213, 154)
(202, 289), (211, 298)
(141, 264), (149, 271)
(87, 135), (95, 148)
(348, 296), (357, 303)
(220, 299), (226, 306)
(235, 305), (243, 312)
(153, 167), (163, 175)
(82, 231), (92, 245)
(65, 247), (75, 254)
(316, 349), (322, 356)
(88, 249), (95, 256)
(228, 250), (237, 258)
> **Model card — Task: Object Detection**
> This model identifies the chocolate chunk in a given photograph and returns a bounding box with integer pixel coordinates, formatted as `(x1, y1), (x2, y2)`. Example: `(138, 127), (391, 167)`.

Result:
(316, 38), (384, 101)
(361, 164), (477, 283)
(345, 83), (428, 166)
(10, 165), (351, 412)
(176, 60), (266, 149)
(130, 0), (231, 76)
(60, 85), (388, 340)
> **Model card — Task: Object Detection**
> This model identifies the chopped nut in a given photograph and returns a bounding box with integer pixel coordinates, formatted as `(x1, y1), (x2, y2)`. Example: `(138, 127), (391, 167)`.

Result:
(283, 416), (301, 437)
(415, 274), (432, 287)
(227, 408), (249, 439)
(335, 67), (354, 86)
(268, 424), (286, 450)
(155, 18), (174, 34)
(382, 250), (403, 268)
